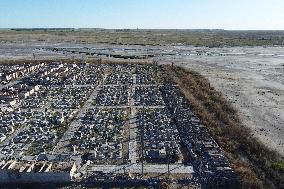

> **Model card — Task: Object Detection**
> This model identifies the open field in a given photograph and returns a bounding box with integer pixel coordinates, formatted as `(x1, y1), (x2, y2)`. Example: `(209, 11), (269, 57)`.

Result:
(162, 46), (284, 156)
(1, 29), (284, 46)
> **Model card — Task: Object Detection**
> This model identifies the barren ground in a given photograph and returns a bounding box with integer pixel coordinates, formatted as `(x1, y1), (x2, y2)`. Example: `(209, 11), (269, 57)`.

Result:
(163, 47), (284, 156)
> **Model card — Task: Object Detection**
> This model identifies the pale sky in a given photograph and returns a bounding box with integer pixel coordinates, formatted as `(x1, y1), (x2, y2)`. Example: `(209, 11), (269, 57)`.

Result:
(0, 0), (284, 30)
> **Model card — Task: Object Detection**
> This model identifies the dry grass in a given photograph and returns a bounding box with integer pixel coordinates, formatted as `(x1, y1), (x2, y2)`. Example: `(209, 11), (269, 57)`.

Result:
(163, 65), (283, 189)
(0, 58), (150, 66)
(1, 30), (284, 46)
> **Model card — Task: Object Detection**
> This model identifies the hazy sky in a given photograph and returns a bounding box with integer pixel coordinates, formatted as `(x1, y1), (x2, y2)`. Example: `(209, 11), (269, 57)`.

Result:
(0, 0), (284, 29)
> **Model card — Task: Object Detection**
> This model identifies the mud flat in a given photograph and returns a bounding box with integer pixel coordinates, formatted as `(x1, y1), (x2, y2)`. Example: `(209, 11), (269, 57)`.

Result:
(163, 46), (284, 156)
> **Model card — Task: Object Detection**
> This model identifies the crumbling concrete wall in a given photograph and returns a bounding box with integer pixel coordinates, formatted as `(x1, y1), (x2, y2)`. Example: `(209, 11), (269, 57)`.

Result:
(0, 170), (71, 183)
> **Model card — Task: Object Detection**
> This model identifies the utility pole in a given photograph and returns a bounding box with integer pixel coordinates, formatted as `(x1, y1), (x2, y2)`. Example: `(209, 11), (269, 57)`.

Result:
(98, 58), (102, 64)
(141, 107), (144, 177)
(171, 62), (174, 68)
(167, 146), (170, 183)
(81, 54), (84, 64)
(153, 59), (159, 78)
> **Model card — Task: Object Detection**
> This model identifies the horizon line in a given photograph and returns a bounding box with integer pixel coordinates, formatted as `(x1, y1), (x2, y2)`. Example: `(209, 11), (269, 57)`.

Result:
(1, 28), (284, 31)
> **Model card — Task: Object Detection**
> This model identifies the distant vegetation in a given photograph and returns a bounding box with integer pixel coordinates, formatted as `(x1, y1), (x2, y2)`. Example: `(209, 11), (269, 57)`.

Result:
(163, 65), (283, 189)
(1, 29), (284, 47)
